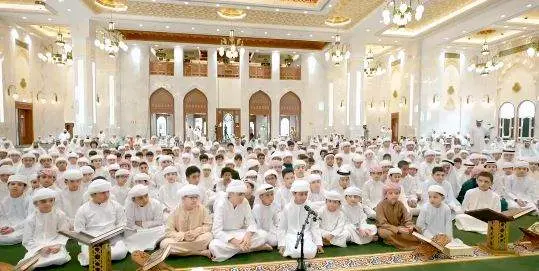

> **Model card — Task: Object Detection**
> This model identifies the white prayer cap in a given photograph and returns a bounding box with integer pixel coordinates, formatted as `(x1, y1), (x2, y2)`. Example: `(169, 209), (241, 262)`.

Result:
(78, 157), (90, 164)
(178, 184), (200, 198)
(278, 141), (287, 146)
(0, 165), (15, 175)
(90, 155), (103, 161)
(247, 153), (257, 160)
(245, 159), (260, 169)
(308, 174), (322, 183)
(469, 153), (481, 160)
(514, 161), (529, 169)
(364, 149), (374, 155)
(32, 188), (57, 202)
(28, 173), (38, 181)
(226, 179), (247, 193)
(344, 186), (362, 196)
(405, 141), (415, 146)
(160, 155), (173, 163)
(106, 154), (117, 160)
(134, 173), (151, 182)
(55, 157), (67, 163)
(7, 174), (28, 185)
(463, 160), (475, 167)
(408, 163), (418, 169)
(428, 185), (446, 196)
(352, 154), (365, 162)
(201, 164), (212, 170)
(191, 147), (200, 154)
(293, 159), (306, 169)
(80, 165), (95, 174)
(424, 150), (436, 157)
(244, 170), (258, 177)
(128, 184), (149, 198)
(307, 148), (315, 153)
(341, 141), (351, 147)
(21, 152), (35, 159)
(181, 153), (191, 159)
(115, 169), (130, 177)
(388, 167), (402, 175)
(263, 169), (278, 178)
(8, 150), (21, 156)
(255, 183), (274, 197)
(309, 165), (322, 173)
(64, 169), (83, 180)
(108, 164), (120, 171)
(379, 160), (392, 167)
(283, 151), (293, 158)
(270, 152), (282, 159)
(87, 179), (111, 194)
(290, 180), (310, 192)
(335, 153), (344, 159)
(162, 165), (178, 175)
(337, 164), (352, 176)
(324, 190), (342, 201)
(38, 154), (52, 162)
(224, 159), (235, 165)
(130, 157), (142, 163)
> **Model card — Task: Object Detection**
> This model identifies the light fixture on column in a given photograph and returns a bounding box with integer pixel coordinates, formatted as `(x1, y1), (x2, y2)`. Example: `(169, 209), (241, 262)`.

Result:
(7, 85), (19, 100)
(526, 41), (538, 57)
(325, 34), (350, 66)
(382, 0), (424, 28)
(36, 91), (47, 104)
(399, 96), (407, 107)
(480, 40), (490, 55)
(366, 48), (374, 63)
(467, 30), (503, 76)
(363, 61), (385, 78)
(218, 30), (243, 60)
(94, 21), (128, 58)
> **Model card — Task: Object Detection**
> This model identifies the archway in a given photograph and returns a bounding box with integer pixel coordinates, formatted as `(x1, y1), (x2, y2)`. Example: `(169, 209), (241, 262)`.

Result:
(149, 88), (174, 137)
(249, 90), (271, 142)
(498, 102), (515, 140)
(279, 91), (301, 140)
(517, 100), (535, 139)
(183, 88), (208, 141)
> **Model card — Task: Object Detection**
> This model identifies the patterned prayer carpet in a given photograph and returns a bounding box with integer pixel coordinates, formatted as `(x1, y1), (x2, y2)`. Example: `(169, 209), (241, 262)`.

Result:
(0, 215), (537, 270)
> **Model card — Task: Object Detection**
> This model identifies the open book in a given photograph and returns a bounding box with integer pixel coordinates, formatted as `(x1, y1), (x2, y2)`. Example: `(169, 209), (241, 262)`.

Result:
(14, 253), (40, 271)
(465, 207), (534, 223)
(143, 245), (171, 271)
(412, 232), (445, 251)
(59, 227), (124, 246)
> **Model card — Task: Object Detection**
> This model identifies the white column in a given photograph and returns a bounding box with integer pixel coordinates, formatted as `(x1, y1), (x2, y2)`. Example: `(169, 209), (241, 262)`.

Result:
(174, 46), (183, 137)
(271, 51), (280, 138)
(240, 49), (249, 138)
(348, 42), (365, 138)
(208, 48), (217, 141)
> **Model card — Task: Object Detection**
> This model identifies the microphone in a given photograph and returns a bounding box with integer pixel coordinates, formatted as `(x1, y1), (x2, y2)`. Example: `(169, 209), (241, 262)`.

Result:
(304, 205), (320, 220)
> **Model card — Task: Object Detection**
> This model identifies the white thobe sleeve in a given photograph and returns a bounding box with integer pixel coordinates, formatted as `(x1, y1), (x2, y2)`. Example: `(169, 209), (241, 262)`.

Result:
(114, 202), (127, 228)
(329, 214), (345, 237)
(311, 220), (323, 246)
(73, 207), (87, 233)
(212, 202), (232, 243)
(142, 202), (165, 228)
(277, 207), (288, 247)
(243, 204), (258, 233)
(416, 206), (427, 233)
(22, 215), (36, 250)
(125, 204), (138, 230)
(443, 206), (453, 237)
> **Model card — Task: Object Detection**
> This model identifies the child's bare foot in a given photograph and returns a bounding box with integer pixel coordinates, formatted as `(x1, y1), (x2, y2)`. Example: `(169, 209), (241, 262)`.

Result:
(373, 235), (379, 241)
(200, 250), (212, 259)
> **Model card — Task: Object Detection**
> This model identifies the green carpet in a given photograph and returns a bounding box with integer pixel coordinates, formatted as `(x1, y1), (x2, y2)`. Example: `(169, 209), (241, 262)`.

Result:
(0, 215), (536, 270)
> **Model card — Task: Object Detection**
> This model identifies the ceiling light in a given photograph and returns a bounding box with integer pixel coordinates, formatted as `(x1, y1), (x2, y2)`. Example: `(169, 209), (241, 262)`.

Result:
(325, 16), (351, 27)
(165, 25), (170, 29)
(94, 21), (128, 58)
(526, 4), (532, 7)
(216, 4), (220, 7)
(366, 29), (371, 32)
(184, 1), (188, 4)
(444, 37), (449, 40)
(382, 0), (424, 28)
(304, 11), (308, 14)
(139, 24), (143, 27)
(286, 33), (291, 36)
(191, 27), (195, 30)
(504, 25), (509, 28)
(325, 34), (350, 66)
(217, 29), (220, 32)
(378, 39), (382, 42)
(394, 40), (398, 43)
(523, 26), (527, 29)
(500, 14), (506, 18)
(246, 6), (250, 9)
(462, 30), (466, 33)
(48, 18), (52, 21)
(67, 8), (71, 12)
(275, 8), (279, 11)
(329, 4), (332, 8)
(241, 30), (244, 33)
(22, 16), (27, 20)
(217, 8), (247, 20)
(309, 34), (313, 37)
(218, 30), (243, 60)
(264, 31), (267, 35)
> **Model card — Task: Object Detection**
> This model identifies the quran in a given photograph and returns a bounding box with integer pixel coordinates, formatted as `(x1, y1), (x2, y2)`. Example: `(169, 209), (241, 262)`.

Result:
(59, 227), (124, 245)
(143, 245), (172, 271)
(13, 253), (40, 271)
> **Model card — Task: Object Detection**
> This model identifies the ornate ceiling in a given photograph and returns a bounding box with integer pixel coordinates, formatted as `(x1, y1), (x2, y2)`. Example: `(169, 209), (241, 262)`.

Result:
(382, 0), (490, 37)
(87, 0), (385, 29)
(452, 28), (523, 44)
(507, 9), (539, 25)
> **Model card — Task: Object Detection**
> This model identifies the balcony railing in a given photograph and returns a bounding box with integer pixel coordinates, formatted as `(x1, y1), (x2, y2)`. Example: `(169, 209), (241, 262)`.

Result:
(249, 65), (271, 79)
(184, 62), (208, 77)
(280, 66), (301, 80)
(217, 63), (240, 78)
(149, 61), (174, 76)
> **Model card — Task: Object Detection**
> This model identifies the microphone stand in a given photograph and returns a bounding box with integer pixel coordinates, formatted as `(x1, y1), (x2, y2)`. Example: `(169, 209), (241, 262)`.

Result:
(295, 211), (315, 271)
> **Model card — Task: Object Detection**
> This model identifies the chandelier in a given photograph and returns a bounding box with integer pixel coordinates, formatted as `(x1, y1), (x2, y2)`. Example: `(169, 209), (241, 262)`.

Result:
(364, 62), (386, 78)
(382, 0), (424, 28)
(218, 30), (243, 60)
(94, 21), (128, 58)
(366, 48), (374, 64)
(37, 30), (73, 66)
(325, 35), (350, 66)
(467, 40), (504, 76)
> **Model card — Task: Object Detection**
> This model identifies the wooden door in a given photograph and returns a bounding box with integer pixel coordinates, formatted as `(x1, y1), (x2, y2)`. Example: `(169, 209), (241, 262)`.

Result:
(64, 123), (74, 140)
(216, 108), (241, 142)
(391, 113), (399, 142)
(16, 102), (33, 145)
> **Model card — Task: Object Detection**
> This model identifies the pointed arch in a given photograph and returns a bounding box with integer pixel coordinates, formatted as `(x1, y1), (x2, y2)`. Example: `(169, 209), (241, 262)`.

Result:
(280, 91), (301, 139)
(183, 88), (208, 141)
(249, 90), (272, 140)
(149, 88), (174, 137)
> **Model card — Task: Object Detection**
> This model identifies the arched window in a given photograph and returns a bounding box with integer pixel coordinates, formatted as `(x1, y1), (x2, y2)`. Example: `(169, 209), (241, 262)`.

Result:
(518, 100), (535, 139)
(498, 102), (515, 139)
(280, 117), (290, 136)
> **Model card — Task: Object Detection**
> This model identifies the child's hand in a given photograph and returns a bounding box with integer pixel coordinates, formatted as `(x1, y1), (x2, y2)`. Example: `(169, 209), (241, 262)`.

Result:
(0, 227), (13, 235)
(516, 199), (527, 207)
(49, 245), (61, 254)
(229, 238), (242, 246)
(317, 246), (324, 254)
(398, 226), (411, 234)
(324, 234), (334, 240)
(407, 199), (417, 208)
(278, 246), (285, 255)
(135, 221), (143, 227)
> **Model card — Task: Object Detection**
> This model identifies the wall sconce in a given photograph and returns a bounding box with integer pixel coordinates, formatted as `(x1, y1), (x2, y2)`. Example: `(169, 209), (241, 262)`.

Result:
(465, 95), (473, 104)
(340, 100), (344, 108)
(96, 94), (101, 105)
(483, 95), (491, 104)
(36, 91), (47, 104)
(399, 96), (407, 107)
(7, 85), (19, 100)
(432, 94), (439, 105)
(51, 93), (59, 104)
(379, 100), (386, 111)
(368, 101), (374, 110)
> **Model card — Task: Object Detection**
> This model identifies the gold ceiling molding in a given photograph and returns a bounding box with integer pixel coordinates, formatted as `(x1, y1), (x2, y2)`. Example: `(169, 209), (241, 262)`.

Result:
(119, 0), (384, 29)
(119, 30), (328, 50)
(324, 16), (351, 27)
(512, 82), (521, 93)
(217, 8), (246, 20)
(94, 0), (127, 11)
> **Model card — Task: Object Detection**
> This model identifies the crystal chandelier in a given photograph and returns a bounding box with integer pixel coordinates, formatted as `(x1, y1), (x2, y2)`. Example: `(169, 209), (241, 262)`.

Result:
(481, 40), (490, 55)
(325, 35), (350, 66)
(366, 48), (374, 64)
(94, 21), (128, 58)
(467, 55), (503, 76)
(218, 30), (244, 60)
(382, 0), (424, 28)
(364, 61), (386, 78)
(37, 30), (73, 66)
